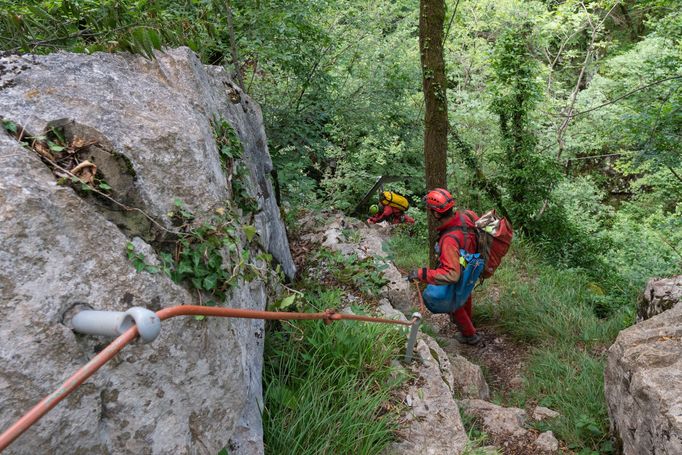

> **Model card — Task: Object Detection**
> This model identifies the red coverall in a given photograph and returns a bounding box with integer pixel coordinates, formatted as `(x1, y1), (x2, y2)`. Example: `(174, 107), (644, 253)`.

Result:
(367, 205), (415, 224)
(416, 210), (479, 336)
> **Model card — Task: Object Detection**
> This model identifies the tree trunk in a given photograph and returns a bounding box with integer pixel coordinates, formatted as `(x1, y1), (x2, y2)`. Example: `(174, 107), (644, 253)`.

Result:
(226, 0), (245, 90)
(419, 0), (448, 267)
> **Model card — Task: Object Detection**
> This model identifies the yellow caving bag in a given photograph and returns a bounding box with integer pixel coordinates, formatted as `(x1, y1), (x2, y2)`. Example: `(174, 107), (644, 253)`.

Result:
(380, 191), (409, 211)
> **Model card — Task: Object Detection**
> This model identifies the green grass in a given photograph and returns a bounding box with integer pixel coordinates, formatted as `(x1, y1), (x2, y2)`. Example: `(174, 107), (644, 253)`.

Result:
(383, 230), (427, 272)
(387, 231), (632, 453)
(459, 409), (500, 455)
(518, 348), (614, 453)
(476, 242), (631, 453)
(262, 289), (408, 455)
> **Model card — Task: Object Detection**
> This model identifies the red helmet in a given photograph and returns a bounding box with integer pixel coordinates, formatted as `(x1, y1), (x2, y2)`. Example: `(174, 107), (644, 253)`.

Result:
(423, 188), (455, 213)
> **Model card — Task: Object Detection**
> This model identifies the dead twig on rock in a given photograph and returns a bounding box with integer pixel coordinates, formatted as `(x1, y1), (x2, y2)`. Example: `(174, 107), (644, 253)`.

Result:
(38, 153), (178, 236)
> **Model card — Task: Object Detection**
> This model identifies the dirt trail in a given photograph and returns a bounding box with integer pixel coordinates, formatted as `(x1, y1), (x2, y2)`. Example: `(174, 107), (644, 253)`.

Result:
(427, 313), (531, 400)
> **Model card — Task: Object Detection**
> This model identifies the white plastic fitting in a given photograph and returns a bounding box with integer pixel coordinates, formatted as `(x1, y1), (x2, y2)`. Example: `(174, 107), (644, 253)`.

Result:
(71, 307), (161, 343)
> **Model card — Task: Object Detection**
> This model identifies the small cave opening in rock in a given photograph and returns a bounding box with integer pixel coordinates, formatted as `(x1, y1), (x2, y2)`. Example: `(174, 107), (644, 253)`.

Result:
(3, 117), (170, 245)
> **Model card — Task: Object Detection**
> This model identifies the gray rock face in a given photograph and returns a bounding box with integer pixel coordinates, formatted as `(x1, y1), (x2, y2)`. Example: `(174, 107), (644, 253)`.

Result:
(449, 352), (490, 400)
(302, 215), (415, 312)
(637, 276), (682, 321)
(391, 339), (469, 455)
(605, 296), (682, 455)
(0, 48), (294, 454)
(534, 431), (559, 453)
(0, 48), (294, 280)
(459, 399), (528, 438)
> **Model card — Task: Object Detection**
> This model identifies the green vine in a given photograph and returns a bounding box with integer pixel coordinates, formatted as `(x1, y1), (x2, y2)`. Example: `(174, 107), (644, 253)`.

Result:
(212, 118), (258, 214)
(126, 199), (275, 304)
(490, 22), (559, 231)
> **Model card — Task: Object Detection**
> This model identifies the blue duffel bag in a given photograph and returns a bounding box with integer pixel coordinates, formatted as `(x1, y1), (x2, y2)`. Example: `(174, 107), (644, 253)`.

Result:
(422, 249), (485, 314)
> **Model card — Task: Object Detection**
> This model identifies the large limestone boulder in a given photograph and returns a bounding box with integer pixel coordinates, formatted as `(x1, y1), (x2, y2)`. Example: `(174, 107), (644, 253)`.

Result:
(459, 399), (528, 438)
(605, 283), (682, 455)
(0, 48), (295, 280)
(0, 48), (294, 453)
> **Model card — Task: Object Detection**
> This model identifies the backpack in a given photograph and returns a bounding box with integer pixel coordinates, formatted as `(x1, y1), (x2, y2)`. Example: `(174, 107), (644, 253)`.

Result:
(422, 209), (512, 314)
(422, 249), (485, 313)
(437, 209), (513, 281)
(380, 191), (409, 211)
(474, 210), (513, 279)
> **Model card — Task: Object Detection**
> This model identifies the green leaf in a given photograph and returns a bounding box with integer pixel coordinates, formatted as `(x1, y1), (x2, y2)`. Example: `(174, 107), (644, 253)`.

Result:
(47, 141), (65, 152)
(98, 182), (112, 190)
(128, 26), (163, 59)
(208, 253), (222, 269)
(243, 225), (257, 242)
(194, 315), (206, 321)
(176, 262), (193, 276)
(2, 120), (17, 133)
(279, 295), (296, 310)
(194, 265), (209, 278)
(203, 274), (218, 291)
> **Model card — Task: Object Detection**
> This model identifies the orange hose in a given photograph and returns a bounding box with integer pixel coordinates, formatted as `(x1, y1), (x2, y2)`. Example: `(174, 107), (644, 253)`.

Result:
(0, 305), (414, 451)
(414, 281), (427, 314)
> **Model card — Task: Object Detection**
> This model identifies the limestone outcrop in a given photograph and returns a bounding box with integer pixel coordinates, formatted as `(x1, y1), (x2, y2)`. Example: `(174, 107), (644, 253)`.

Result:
(309, 214), (570, 454)
(637, 275), (682, 321)
(0, 48), (294, 454)
(605, 276), (682, 455)
(459, 399), (528, 438)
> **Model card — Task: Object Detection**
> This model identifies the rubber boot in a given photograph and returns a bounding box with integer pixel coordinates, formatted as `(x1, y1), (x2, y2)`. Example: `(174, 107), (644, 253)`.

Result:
(454, 332), (482, 345)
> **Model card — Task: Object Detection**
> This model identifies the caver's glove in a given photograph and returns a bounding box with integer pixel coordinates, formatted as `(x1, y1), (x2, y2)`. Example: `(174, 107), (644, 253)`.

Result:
(406, 270), (419, 282)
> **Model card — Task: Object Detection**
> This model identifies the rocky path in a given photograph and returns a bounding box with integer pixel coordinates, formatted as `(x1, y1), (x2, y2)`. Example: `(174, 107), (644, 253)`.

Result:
(426, 315), (529, 400)
(296, 212), (564, 455)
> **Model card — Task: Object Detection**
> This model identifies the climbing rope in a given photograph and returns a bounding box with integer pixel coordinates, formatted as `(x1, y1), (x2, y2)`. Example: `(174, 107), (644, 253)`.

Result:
(0, 305), (419, 451)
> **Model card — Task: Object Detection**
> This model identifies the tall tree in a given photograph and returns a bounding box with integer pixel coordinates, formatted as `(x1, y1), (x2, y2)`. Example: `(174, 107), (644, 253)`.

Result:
(491, 22), (557, 233)
(225, 0), (245, 90)
(419, 0), (448, 266)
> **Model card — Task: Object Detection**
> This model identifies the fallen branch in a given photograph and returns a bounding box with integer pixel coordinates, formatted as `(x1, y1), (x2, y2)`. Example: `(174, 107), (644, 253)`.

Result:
(283, 284), (304, 296)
